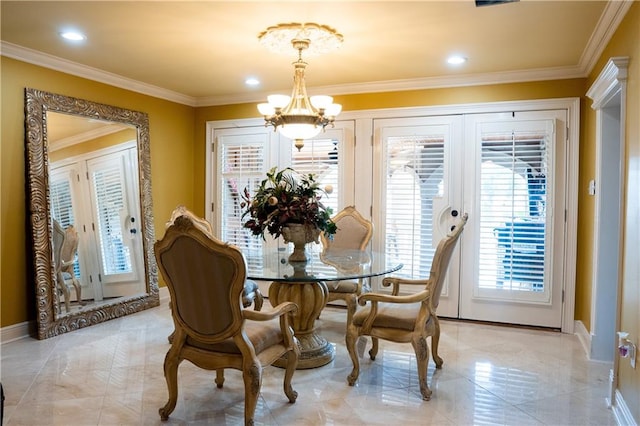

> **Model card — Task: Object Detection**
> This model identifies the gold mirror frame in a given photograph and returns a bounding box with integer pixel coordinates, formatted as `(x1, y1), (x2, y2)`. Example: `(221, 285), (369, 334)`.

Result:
(25, 88), (159, 339)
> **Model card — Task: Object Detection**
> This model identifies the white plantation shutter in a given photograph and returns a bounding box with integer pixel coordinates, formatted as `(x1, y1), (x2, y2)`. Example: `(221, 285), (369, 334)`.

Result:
(385, 136), (445, 278)
(478, 131), (548, 292)
(50, 173), (75, 228)
(91, 163), (132, 276)
(291, 137), (339, 215)
(217, 133), (268, 272)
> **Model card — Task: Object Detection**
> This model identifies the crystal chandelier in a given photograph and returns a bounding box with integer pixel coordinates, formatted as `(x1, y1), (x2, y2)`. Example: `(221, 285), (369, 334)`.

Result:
(257, 23), (343, 151)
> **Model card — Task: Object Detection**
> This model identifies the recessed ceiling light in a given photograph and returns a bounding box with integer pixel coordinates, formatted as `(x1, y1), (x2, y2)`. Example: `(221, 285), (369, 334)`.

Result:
(60, 31), (86, 41)
(447, 55), (467, 65)
(245, 77), (260, 86)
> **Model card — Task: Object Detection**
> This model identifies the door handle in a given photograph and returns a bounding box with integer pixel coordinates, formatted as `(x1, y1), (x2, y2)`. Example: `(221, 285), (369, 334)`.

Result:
(451, 209), (459, 217)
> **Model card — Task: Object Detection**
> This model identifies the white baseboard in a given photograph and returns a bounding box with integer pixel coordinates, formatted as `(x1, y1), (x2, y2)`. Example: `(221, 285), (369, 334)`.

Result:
(0, 321), (34, 344)
(1, 287), (170, 345)
(575, 319), (592, 357)
(612, 389), (638, 426)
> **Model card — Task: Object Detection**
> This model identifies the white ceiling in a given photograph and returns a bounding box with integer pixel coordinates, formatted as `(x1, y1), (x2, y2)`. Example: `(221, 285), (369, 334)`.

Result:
(1, 1), (630, 107)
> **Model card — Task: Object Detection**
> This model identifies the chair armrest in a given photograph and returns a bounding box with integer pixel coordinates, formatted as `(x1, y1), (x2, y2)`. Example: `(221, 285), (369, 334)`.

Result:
(382, 276), (429, 295)
(358, 289), (430, 306)
(61, 259), (75, 268)
(382, 277), (429, 296)
(242, 302), (297, 321)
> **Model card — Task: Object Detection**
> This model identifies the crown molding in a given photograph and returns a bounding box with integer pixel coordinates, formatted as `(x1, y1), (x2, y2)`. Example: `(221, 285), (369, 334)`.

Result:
(2, 0), (630, 108)
(1, 41), (198, 106)
(49, 122), (131, 152)
(578, 0), (633, 76)
(194, 65), (586, 107)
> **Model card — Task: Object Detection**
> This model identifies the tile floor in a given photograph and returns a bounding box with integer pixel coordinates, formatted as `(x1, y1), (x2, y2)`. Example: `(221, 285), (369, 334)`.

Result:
(1, 297), (617, 425)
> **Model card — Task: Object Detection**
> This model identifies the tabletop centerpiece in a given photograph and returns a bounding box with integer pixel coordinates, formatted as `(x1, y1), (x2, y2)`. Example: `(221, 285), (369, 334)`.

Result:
(241, 167), (337, 262)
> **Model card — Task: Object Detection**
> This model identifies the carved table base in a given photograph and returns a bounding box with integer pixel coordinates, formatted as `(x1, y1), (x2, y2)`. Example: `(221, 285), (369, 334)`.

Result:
(268, 279), (334, 369)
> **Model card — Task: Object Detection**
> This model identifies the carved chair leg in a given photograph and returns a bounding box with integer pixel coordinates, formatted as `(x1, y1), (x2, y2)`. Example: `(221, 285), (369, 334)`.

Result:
(344, 294), (357, 332)
(283, 350), (298, 403)
(412, 336), (432, 401)
(159, 352), (180, 420)
(431, 317), (443, 368)
(369, 337), (379, 360)
(215, 369), (225, 388)
(345, 326), (360, 386)
(243, 362), (261, 426)
(72, 279), (85, 306)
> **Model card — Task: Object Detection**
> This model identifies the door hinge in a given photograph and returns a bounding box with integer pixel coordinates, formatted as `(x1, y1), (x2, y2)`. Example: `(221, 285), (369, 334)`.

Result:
(562, 289), (565, 303)
(89, 275), (93, 283)
(98, 273), (102, 282)
(211, 202), (215, 212)
(92, 223), (95, 231)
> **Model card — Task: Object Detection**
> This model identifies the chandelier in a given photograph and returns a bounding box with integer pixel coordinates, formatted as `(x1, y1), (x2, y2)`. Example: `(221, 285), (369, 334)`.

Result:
(257, 23), (343, 151)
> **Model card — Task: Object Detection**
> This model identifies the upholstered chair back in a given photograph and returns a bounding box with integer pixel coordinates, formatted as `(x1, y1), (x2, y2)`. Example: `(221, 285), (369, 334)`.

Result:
(429, 216), (467, 310)
(321, 206), (373, 250)
(156, 215), (246, 339)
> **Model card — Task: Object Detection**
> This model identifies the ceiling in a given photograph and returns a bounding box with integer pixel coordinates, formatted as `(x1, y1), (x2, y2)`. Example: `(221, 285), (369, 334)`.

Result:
(1, 1), (629, 108)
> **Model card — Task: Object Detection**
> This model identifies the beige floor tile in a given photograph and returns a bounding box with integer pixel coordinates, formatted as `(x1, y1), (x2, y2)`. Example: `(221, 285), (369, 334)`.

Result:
(1, 301), (618, 425)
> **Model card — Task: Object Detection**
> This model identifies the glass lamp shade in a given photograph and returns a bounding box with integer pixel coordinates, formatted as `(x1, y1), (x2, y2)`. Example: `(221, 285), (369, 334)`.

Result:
(325, 103), (342, 117)
(310, 95), (334, 110)
(257, 103), (275, 116)
(267, 94), (291, 109)
(278, 123), (322, 141)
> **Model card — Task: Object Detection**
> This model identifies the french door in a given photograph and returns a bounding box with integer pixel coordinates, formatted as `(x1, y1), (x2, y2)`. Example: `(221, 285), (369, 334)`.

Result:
(459, 111), (566, 327)
(50, 143), (144, 302)
(373, 110), (567, 328)
(372, 116), (464, 317)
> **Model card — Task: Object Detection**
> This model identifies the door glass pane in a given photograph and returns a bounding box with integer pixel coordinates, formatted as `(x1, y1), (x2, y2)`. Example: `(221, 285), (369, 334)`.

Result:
(478, 131), (548, 292)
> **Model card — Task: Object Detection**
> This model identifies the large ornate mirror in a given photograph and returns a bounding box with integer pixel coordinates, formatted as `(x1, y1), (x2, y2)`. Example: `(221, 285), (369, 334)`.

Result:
(25, 88), (159, 339)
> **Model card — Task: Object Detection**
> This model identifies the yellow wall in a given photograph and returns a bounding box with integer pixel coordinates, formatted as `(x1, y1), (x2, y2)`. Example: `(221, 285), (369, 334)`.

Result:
(586, 1), (640, 419)
(1, 57), (196, 327)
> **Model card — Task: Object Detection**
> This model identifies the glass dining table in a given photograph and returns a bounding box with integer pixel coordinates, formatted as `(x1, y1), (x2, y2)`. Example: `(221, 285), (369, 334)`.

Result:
(245, 247), (403, 369)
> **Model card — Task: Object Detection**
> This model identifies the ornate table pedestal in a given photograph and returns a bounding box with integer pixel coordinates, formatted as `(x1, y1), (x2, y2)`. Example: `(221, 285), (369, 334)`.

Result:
(268, 279), (334, 369)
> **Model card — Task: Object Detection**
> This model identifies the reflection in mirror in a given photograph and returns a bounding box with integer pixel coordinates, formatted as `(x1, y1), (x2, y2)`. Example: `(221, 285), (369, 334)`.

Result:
(25, 88), (159, 339)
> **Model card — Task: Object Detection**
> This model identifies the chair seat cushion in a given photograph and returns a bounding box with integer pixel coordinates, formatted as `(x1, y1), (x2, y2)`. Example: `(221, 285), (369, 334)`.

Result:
(328, 280), (359, 293)
(187, 318), (282, 355)
(352, 303), (431, 331)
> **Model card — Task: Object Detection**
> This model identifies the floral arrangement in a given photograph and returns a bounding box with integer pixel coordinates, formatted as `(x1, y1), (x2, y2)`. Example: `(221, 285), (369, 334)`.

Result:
(241, 167), (337, 240)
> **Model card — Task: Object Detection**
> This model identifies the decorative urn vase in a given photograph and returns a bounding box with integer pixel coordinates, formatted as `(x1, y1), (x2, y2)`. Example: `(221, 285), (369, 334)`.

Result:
(281, 223), (321, 262)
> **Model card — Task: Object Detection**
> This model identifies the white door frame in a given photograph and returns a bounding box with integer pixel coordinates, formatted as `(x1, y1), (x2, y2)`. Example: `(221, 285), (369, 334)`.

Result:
(586, 57), (628, 405)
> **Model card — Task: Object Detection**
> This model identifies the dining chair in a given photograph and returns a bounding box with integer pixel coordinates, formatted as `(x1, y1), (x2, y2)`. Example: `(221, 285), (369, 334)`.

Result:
(155, 214), (299, 425)
(166, 205), (264, 310)
(345, 213), (468, 400)
(52, 220), (82, 313)
(60, 225), (83, 306)
(319, 206), (373, 326)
